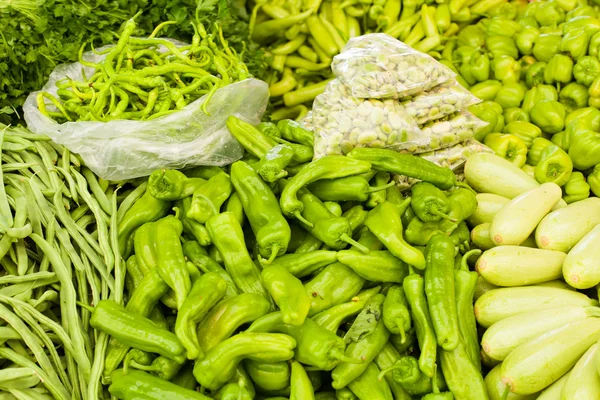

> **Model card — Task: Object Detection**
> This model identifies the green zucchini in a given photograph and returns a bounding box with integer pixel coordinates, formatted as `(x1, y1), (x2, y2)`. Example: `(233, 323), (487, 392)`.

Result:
(563, 225), (600, 289)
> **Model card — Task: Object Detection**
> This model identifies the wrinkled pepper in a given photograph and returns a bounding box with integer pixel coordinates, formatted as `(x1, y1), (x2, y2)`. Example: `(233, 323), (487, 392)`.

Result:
(262, 265), (311, 326)
(484, 133), (528, 167)
(563, 171), (591, 203)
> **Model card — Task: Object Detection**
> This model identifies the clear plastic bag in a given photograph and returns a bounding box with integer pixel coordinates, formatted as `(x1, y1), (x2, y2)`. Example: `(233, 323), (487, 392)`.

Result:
(312, 79), (422, 158)
(397, 110), (488, 154)
(23, 41), (269, 181)
(331, 33), (456, 99)
(393, 138), (493, 189)
(400, 80), (481, 125)
(299, 111), (314, 132)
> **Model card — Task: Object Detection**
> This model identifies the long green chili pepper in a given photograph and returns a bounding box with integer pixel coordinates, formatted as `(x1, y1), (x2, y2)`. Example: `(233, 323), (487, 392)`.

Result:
(455, 249), (482, 369)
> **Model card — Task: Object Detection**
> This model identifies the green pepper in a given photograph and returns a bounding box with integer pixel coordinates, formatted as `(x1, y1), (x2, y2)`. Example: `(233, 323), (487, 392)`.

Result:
(336, 250), (409, 283)
(519, 16), (539, 28)
(366, 171), (391, 209)
(527, 137), (554, 166)
(563, 15), (600, 34)
(129, 356), (184, 381)
(484, 133), (528, 167)
(382, 285), (412, 344)
(307, 176), (393, 203)
(468, 101), (501, 141)
(457, 25), (485, 48)
(109, 370), (211, 400)
(154, 215), (192, 310)
(559, 27), (591, 60)
(176, 197), (212, 247)
(246, 360), (290, 392)
(404, 218), (443, 246)
(193, 332), (296, 391)
(171, 362), (197, 391)
(331, 294), (390, 389)
(588, 31), (600, 57)
(175, 272), (227, 360)
(227, 116), (278, 159)
(343, 205), (369, 234)
(573, 55), (600, 86)
(468, 80), (502, 101)
(311, 286), (382, 332)
(563, 107), (600, 149)
(503, 121), (542, 148)
(262, 265), (311, 326)
(486, 36), (519, 60)
(563, 171), (591, 203)
(258, 144), (295, 183)
(525, 61), (548, 88)
(486, 17), (522, 37)
(410, 182), (454, 222)
(494, 82), (525, 109)
(187, 172), (232, 224)
(589, 96), (600, 107)
(88, 300), (186, 363)
(147, 169), (205, 201)
(365, 201), (426, 270)
(516, 26), (540, 55)
(247, 312), (355, 371)
(529, 100), (565, 134)
(424, 233), (460, 351)
(587, 164), (600, 197)
(567, 5), (597, 19)
(373, 344), (412, 400)
(439, 340), (489, 400)
(492, 55), (521, 83)
(535, 144), (573, 187)
(534, 1), (565, 26)
(280, 155), (371, 225)
(231, 161), (291, 263)
(568, 130), (600, 170)
(559, 82), (590, 113)
(277, 119), (314, 147)
(290, 360), (315, 400)
(469, 51), (490, 82)
(438, 188), (478, 235)
(267, 250), (337, 278)
(532, 33), (562, 62)
(347, 363), (394, 400)
(544, 54), (574, 85)
(182, 240), (238, 298)
(403, 270), (436, 378)
(206, 212), (272, 305)
(305, 262), (365, 316)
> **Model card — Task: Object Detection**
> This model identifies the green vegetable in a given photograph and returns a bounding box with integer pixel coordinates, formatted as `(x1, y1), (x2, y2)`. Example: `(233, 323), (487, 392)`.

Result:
(529, 100), (565, 134)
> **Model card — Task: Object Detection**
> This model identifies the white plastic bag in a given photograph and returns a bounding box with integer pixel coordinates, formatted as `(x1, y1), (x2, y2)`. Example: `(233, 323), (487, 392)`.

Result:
(23, 41), (269, 181)
(331, 33), (456, 99)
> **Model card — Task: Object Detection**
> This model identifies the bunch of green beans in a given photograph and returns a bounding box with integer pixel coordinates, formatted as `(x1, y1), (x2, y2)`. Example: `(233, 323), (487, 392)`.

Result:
(252, 0), (484, 122)
(0, 123), (148, 399)
(37, 15), (250, 123)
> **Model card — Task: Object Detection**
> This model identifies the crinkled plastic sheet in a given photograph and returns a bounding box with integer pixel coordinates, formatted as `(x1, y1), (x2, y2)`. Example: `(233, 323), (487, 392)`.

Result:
(23, 40), (269, 181)
(400, 80), (481, 125)
(312, 79), (422, 159)
(331, 33), (456, 99)
(393, 138), (494, 189)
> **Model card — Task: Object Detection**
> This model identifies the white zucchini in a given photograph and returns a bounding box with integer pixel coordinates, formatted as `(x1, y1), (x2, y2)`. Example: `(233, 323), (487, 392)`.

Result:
(563, 225), (600, 289)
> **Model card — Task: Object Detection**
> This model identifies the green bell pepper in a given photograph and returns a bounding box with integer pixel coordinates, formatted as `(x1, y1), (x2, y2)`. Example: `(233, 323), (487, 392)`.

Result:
(559, 82), (590, 113)
(522, 84), (559, 114)
(587, 164), (600, 197)
(573, 56), (600, 87)
(519, 16), (539, 28)
(529, 100), (566, 134)
(494, 82), (526, 109)
(534, 144), (573, 186)
(484, 133), (528, 167)
(589, 76), (600, 97)
(525, 61), (548, 88)
(589, 96), (600, 108)
(567, 5), (597, 20)
(568, 130), (600, 170)
(468, 102), (502, 142)
(544, 54), (574, 85)
(469, 80), (502, 101)
(563, 172), (590, 204)
(485, 18), (522, 38)
(532, 33), (562, 62)
(524, 1), (541, 18)
(457, 25), (485, 48)
(492, 56), (521, 83)
(516, 26), (540, 55)
(469, 51), (490, 82)
(504, 107), (530, 124)
(557, 0), (577, 12)
(486, 36), (519, 60)
(503, 121), (542, 148)
(588, 31), (600, 57)
(563, 15), (600, 35)
(489, 2), (519, 20)
(527, 137), (554, 166)
(534, 1), (565, 26)
(559, 27), (591, 60)
(562, 107), (600, 150)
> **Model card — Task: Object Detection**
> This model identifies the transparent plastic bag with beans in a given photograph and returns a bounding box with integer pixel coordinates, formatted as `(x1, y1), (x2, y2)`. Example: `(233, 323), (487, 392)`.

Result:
(331, 33), (456, 99)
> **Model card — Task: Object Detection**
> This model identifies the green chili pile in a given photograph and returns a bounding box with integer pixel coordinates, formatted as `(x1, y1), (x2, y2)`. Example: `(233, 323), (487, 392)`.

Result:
(36, 16), (250, 123)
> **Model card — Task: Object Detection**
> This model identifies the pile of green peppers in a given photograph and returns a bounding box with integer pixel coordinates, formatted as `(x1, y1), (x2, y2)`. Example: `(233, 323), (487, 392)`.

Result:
(442, 0), (600, 202)
(94, 117), (486, 399)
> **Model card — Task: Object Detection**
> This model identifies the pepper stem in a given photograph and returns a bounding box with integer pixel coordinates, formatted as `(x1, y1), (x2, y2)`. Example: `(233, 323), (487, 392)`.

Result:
(128, 360), (156, 373)
(501, 385), (511, 400)
(366, 181), (396, 193)
(330, 348), (364, 364)
(262, 244), (280, 265)
(396, 319), (407, 344)
(432, 364), (440, 394)
(431, 208), (457, 222)
(377, 363), (404, 381)
(77, 301), (94, 313)
(341, 233), (370, 254)
(461, 249), (482, 271)
(294, 211), (314, 228)
(455, 181), (477, 195)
